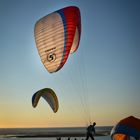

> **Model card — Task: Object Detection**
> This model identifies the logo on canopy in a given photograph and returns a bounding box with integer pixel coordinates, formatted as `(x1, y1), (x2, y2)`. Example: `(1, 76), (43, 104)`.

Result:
(47, 53), (56, 62)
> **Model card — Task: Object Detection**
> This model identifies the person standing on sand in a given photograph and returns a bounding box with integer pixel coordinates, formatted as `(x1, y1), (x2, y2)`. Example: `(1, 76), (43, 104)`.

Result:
(85, 122), (96, 140)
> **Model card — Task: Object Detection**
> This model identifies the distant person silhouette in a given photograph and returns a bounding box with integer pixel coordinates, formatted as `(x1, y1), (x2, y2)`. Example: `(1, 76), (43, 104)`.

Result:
(85, 122), (96, 140)
(135, 137), (140, 140)
(56, 137), (61, 140)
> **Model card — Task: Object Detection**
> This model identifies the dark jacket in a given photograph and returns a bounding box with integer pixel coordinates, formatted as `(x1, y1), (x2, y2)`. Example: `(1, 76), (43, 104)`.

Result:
(87, 125), (95, 134)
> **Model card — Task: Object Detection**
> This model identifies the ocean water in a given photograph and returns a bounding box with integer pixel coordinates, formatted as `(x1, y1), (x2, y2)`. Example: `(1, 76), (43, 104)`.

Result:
(0, 127), (112, 140)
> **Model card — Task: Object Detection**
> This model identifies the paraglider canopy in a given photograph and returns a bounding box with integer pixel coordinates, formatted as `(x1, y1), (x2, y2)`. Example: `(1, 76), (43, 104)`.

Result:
(34, 6), (81, 73)
(32, 88), (59, 113)
(111, 116), (140, 140)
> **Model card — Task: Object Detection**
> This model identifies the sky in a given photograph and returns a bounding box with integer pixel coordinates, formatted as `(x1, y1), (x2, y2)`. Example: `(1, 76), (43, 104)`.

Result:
(0, 0), (140, 128)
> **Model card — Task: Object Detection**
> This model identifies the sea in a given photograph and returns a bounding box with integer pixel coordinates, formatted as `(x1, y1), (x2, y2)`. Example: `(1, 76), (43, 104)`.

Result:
(0, 126), (112, 140)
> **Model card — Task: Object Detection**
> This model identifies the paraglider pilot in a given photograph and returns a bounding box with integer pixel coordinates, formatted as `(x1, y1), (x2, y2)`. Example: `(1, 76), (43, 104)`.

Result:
(86, 122), (96, 140)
